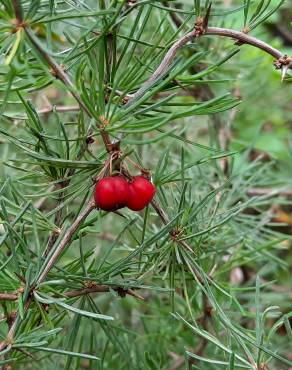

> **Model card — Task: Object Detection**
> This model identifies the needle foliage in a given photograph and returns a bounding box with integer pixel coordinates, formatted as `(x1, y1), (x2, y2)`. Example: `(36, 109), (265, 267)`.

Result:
(0, 0), (291, 369)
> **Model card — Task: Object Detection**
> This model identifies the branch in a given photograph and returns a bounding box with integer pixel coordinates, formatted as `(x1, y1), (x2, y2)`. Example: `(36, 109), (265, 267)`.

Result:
(125, 31), (196, 106)
(37, 199), (96, 284)
(24, 28), (112, 151)
(246, 187), (292, 197)
(0, 200), (95, 352)
(0, 293), (17, 301)
(7, 106), (80, 121)
(12, 0), (23, 22)
(162, 3), (233, 175)
(65, 285), (144, 300)
(37, 105), (80, 115)
(162, 2), (184, 29)
(0, 284), (144, 303)
(205, 27), (285, 59)
(0, 200), (95, 348)
(22, 27), (114, 257)
(126, 26), (291, 106)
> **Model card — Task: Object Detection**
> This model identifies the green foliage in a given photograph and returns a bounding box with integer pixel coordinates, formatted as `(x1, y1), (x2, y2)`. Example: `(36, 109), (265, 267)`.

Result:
(0, 0), (291, 369)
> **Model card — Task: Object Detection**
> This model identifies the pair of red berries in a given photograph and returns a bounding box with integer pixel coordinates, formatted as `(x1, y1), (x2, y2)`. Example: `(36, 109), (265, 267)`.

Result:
(94, 175), (156, 212)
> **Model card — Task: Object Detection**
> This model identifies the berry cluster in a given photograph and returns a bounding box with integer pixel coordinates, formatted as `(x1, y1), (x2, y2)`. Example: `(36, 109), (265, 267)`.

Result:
(94, 176), (156, 212)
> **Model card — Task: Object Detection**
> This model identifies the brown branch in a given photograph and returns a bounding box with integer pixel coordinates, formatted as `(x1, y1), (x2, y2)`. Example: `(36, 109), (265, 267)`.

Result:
(246, 187), (292, 197)
(166, 355), (185, 370)
(15, 347), (37, 360)
(37, 105), (80, 115)
(0, 293), (17, 301)
(205, 27), (285, 59)
(64, 285), (120, 297)
(24, 28), (112, 151)
(12, 0), (23, 22)
(126, 25), (291, 106)
(22, 26), (113, 258)
(162, 2), (184, 29)
(162, 3), (233, 175)
(0, 297), (32, 351)
(37, 199), (95, 284)
(0, 200), (95, 352)
(150, 198), (170, 225)
(0, 285), (144, 303)
(125, 31), (197, 105)
(64, 285), (144, 300)
(8, 105), (80, 121)
(25, 31), (75, 94)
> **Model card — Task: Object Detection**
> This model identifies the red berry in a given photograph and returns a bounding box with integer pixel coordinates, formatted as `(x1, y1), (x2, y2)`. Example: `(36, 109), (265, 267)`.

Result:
(94, 176), (130, 211)
(126, 176), (156, 211)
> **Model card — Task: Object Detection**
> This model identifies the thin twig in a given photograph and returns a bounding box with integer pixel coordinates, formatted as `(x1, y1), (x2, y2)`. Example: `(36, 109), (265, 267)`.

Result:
(150, 198), (170, 225)
(205, 27), (285, 59)
(7, 105), (80, 121)
(15, 347), (37, 360)
(37, 199), (96, 284)
(246, 187), (292, 197)
(125, 31), (197, 105)
(164, 3), (232, 175)
(37, 105), (80, 115)
(24, 28), (112, 151)
(0, 293), (18, 301)
(0, 284), (144, 303)
(0, 200), (95, 352)
(0, 298), (32, 351)
(22, 26), (113, 259)
(126, 26), (291, 106)
(166, 355), (185, 370)
(12, 0), (23, 22)
(65, 286), (144, 300)
(162, 2), (184, 29)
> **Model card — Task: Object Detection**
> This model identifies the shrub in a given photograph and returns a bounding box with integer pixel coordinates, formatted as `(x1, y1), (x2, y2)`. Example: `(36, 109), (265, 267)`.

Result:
(0, 1), (291, 369)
